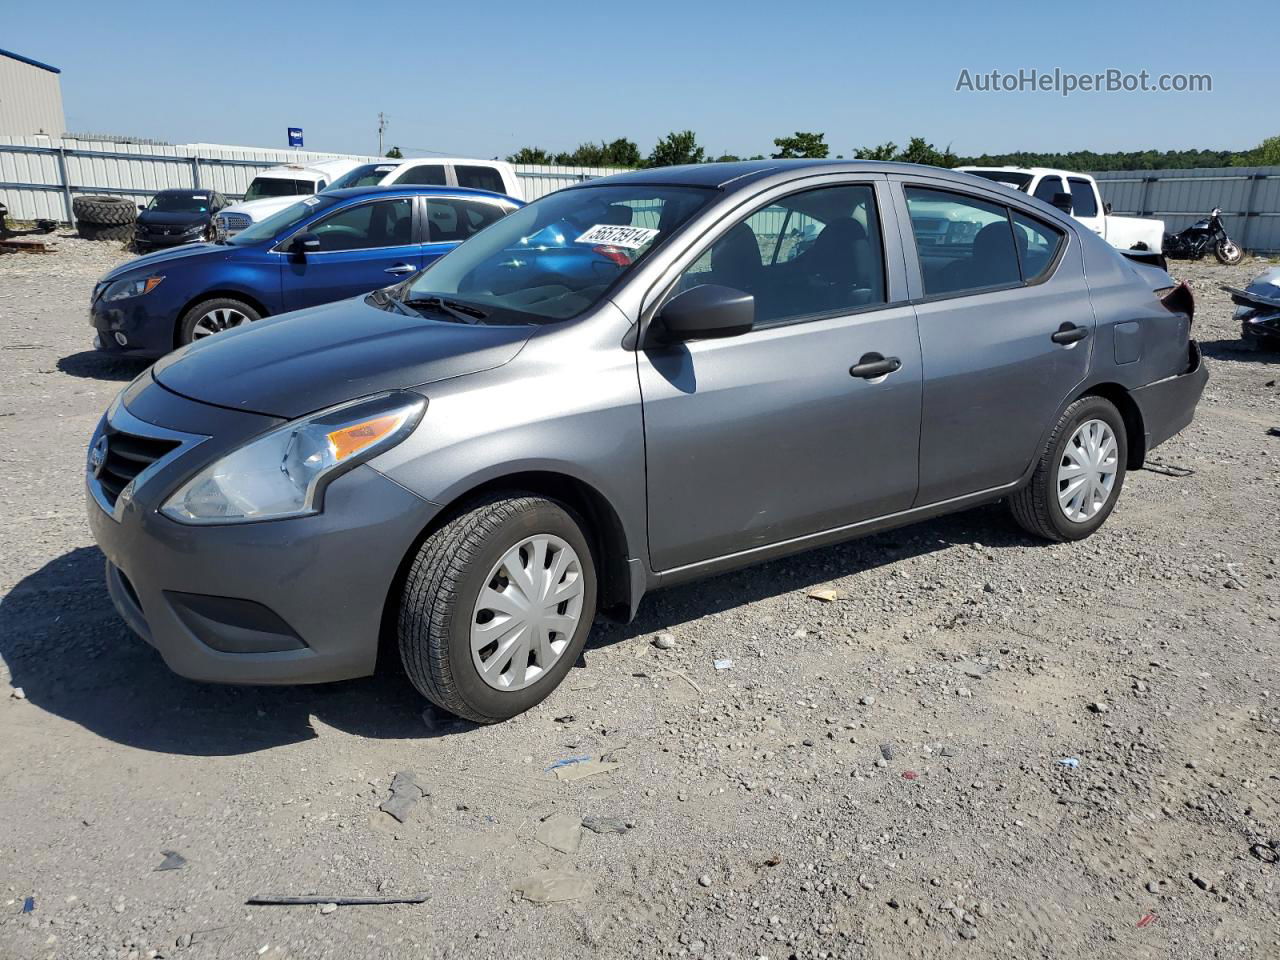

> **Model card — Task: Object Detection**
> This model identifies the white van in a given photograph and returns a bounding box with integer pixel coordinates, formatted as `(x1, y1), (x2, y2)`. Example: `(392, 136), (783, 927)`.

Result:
(217, 158), (521, 237)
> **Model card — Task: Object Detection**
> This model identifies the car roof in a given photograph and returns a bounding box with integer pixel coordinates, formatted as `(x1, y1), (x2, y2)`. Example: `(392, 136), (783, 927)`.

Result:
(565, 159), (1023, 193)
(322, 185), (521, 203)
(153, 188), (215, 196)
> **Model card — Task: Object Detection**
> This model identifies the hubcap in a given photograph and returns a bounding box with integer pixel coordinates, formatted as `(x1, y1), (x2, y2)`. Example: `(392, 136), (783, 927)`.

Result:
(192, 307), (250, 339)
(471, 534), (584, 692)
(1221, 242), (1240, 261)
(1057, 419), (1118, 523)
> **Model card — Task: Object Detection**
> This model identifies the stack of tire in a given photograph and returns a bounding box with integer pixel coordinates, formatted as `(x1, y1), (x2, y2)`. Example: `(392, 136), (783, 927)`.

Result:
(73, 196), (137, 242)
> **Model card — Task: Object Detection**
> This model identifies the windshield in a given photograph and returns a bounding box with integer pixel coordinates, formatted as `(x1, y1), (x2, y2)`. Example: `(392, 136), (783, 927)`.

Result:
(227, 195), (340, 245)
(243, 177), (316, 201)
(965, 170), (1033, 192)
(325, 163), (398, 191)
(404, 184), (714, 322)
(148, 193), (211, 214)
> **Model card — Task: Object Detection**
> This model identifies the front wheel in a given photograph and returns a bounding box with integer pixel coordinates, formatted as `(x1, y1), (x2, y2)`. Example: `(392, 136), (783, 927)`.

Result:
(398, 495), (598, 723)
(1010, 396), (1128, 542)
(177, 297), (261, 346)
(1215, 238), (1243, 265)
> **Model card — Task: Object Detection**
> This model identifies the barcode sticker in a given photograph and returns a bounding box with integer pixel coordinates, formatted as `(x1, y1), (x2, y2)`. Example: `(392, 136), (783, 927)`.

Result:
(574, 224), (659, 249)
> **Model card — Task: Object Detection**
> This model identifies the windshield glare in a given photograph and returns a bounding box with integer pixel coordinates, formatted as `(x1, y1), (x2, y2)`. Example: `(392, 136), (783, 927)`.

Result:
(406, 184), (714, 321)
(243, 177), (316, 201)
(326, 163), (398, 191)
(148, 193), (211, 214)
(228, 196), (338, 245)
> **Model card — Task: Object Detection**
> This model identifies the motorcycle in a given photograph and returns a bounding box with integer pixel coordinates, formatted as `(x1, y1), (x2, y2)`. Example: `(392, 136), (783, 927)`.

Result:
(1163, 207), (1243, 265)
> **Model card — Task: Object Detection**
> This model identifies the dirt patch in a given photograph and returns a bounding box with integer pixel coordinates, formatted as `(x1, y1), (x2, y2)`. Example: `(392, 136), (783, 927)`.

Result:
(0, 244), (1276, 958)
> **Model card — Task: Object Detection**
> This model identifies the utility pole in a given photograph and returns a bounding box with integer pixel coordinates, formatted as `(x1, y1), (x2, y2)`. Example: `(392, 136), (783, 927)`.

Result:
(377, 113), (388, 156)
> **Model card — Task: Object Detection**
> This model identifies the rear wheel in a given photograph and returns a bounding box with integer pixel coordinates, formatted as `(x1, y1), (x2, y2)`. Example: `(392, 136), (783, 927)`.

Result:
(1215, 238), (1243, 265)
(177, 297), (261, 345)
(398, 495), (597, 723)
(1010, 396), (1128, 542)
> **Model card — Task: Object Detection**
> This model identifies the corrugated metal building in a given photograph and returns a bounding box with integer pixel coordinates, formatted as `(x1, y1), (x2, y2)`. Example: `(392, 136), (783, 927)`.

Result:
(0, 48), (66, 136)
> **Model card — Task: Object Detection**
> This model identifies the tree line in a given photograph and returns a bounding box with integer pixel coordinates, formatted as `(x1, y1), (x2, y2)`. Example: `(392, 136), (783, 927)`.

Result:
(506, 131), (1280, 171)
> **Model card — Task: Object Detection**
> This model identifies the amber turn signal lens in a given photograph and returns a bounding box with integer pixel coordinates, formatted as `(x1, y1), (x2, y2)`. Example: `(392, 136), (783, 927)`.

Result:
(327, 414), (404, 461)
(143, 276), (165, 294)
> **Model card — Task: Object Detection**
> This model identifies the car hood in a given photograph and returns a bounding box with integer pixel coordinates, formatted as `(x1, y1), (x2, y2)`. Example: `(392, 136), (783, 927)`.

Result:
(220, 197), (300, 219)
(151, 296), (535, 419)
(99, 243), (234, 282)
(138, 210), (210, 227)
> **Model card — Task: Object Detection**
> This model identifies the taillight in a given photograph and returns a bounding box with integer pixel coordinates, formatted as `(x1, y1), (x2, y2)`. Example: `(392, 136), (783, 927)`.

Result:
(1156, 281), (1195, 325)
(593, 245), (632, 267)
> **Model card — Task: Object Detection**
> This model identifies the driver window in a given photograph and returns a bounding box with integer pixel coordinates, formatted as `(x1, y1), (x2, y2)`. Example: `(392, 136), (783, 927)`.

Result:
(673, 184), (886, 327)
(308, 198), (413, 251)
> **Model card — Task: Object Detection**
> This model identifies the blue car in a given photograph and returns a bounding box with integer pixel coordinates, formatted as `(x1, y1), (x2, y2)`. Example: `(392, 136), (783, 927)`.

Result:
(90, 185), (522, 357)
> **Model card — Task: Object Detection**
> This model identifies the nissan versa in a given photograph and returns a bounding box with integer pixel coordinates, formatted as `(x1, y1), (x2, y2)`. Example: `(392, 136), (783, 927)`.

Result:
(85, 160), (1208, 723)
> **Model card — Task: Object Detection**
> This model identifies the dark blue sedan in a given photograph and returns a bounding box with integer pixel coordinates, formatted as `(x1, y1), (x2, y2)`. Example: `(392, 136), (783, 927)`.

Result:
(91, 185), (522, 357)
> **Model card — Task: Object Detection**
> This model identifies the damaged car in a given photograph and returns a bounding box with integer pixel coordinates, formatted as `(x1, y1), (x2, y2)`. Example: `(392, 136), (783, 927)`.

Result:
(85, 160), (1208, 723)
(1222, 266), (1280, 350)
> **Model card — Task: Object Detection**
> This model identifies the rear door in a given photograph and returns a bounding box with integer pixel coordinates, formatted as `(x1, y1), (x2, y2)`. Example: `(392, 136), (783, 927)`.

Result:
(895, 179), (1092, 505)
(638, 179), (922, 572)
(279, 196), (422, 311)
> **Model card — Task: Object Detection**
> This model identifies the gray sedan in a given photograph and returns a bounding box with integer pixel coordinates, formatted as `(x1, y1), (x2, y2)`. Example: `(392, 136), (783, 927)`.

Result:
(86, 160), (1207, 722)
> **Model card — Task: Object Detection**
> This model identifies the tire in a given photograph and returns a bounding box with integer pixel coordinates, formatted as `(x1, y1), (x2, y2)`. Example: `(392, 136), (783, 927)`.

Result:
(398, 495), (598, 723)
(176, 297), (262, 345)
(1215, 238), (1243, 265)
(1010, 396), (1128, 543)
(76, 221), (136, 242)
(72, 195), (137, 225)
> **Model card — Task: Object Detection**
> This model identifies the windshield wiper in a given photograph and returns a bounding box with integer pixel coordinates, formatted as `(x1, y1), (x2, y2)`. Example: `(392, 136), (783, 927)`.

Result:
(401, 295), (489, 323)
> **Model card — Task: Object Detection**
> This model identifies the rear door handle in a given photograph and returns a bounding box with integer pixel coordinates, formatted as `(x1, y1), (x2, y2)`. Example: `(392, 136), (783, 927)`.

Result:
(384, 263), (416, 276)
(849, 352), (902, 379)
(1051, 322), (1089, 345)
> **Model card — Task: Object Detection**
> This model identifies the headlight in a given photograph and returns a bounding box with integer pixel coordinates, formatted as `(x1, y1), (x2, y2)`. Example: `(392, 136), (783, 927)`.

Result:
(103, 274), (164, 301)
(161, 392), (425, 525)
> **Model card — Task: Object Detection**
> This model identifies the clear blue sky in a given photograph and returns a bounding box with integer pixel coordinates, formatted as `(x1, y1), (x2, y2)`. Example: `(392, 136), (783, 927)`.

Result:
(5, 0), (1272, 158)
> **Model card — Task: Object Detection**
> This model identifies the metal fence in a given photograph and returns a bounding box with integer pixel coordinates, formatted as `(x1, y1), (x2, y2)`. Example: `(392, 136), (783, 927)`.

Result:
(0, 136), (627, 223)
(1092, 166), (1280, 255)
(5, 137), (1277, 254)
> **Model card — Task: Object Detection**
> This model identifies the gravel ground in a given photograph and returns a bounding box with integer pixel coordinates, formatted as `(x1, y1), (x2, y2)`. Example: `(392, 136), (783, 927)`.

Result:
(1, 235), (1277, 960)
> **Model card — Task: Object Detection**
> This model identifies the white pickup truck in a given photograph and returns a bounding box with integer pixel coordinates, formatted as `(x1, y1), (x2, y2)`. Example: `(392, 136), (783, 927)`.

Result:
(958, 166), (1165, 254)
(216, 157), (523, 237)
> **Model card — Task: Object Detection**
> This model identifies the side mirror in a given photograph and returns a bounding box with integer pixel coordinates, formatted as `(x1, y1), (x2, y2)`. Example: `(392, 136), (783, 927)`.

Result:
(655, 284), (754, 343)
(1104, 202), (1113, 215)
(137, 204), (146, 211)
(290, 231), (321, 255)
(1050, 192), (1074, 214)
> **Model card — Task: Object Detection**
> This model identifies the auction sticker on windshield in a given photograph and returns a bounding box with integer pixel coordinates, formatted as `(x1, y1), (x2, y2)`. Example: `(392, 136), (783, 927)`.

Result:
(575, 224), (660, 249)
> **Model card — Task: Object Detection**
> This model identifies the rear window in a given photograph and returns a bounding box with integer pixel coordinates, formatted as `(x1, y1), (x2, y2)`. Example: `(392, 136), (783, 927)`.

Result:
(966, 170), (1033, 191)
(455, 164), (505, 194)
(243, 177), (316, 201)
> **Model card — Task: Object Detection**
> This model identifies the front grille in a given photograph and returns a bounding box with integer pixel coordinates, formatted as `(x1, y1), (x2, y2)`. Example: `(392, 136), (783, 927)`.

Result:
(219, 213), (250, 232)
(96, 430), (179, 508)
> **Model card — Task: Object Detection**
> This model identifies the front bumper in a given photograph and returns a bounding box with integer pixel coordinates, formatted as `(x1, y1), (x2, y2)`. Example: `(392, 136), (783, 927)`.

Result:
(90, 291), (182, 358)
(1132, 340), (1209, 455)
(86, 377), (441, 684)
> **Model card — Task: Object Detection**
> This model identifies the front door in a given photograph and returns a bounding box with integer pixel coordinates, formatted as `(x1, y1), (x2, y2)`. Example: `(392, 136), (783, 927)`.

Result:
(281, 196), (422, 311)
(638, 181), (922, 572)
(898, 181), (1094, 505)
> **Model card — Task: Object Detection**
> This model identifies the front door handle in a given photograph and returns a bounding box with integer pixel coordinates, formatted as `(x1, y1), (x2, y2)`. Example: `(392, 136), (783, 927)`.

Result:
(384, 263), (416, 276)
(1051, 322), (1089, 345)
(849, 352), (902, 379)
